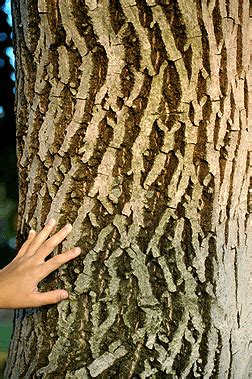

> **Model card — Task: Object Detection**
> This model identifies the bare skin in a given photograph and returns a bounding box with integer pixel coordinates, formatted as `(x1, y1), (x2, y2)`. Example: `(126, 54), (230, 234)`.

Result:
(0, 218), (81, 309)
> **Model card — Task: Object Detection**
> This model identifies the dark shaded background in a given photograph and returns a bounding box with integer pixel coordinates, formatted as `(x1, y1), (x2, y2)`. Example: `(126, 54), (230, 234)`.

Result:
(0, 0), (17, 269)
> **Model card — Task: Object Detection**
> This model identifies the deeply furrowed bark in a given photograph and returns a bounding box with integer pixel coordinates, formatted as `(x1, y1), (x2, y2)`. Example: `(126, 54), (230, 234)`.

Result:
(5, 0), (252, 377)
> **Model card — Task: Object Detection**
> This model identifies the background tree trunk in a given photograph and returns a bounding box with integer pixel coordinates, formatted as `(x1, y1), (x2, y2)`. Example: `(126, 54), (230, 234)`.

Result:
(5, 0), (252, 377)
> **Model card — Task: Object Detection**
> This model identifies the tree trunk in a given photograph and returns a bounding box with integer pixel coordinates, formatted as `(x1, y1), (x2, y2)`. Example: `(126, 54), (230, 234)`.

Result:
(6, 0), (252, 377)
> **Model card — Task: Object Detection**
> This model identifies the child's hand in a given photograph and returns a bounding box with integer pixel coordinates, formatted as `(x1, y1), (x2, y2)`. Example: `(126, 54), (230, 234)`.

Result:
(0, 219), (81, 309)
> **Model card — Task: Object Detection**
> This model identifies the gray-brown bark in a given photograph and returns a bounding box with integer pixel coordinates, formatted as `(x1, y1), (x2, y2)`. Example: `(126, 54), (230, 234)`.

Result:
(5, 0), (252, 377)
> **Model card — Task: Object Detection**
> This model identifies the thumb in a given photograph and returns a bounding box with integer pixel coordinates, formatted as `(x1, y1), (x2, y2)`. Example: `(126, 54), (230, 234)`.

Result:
(35, 290), (69, 306)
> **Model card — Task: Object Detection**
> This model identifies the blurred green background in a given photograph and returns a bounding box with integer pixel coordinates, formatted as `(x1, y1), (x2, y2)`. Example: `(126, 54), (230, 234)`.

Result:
(0, 310), (13, 377)
(0, 0), (18, 376)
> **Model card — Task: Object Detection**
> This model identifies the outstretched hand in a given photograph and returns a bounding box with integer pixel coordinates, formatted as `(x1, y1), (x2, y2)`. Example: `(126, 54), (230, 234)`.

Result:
(0, 219), (81, 309)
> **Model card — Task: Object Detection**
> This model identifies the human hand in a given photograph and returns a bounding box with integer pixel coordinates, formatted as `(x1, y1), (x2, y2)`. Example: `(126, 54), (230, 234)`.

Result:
(0, 219), (81, 309)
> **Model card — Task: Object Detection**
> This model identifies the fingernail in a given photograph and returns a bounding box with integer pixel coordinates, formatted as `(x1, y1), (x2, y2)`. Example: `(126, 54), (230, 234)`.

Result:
(60, 291), (69, 300)
(73, 247), (81, 255)
(64, 223), (72, 231)
(47, 218), (56, 226)
(29, 229), (36, 236)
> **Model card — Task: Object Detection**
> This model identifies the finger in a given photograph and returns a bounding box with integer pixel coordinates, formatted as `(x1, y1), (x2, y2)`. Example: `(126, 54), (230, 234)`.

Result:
(32, 289), (69, 306)
(26, 218), (58, 256)
(38, 247), (81, 280)
(36, 223), (73, 260)
(16, 230), (37, 258)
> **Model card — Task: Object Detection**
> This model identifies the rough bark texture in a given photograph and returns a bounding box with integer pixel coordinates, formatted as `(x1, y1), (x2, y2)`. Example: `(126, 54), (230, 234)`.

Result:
(5, 0), (252, 377)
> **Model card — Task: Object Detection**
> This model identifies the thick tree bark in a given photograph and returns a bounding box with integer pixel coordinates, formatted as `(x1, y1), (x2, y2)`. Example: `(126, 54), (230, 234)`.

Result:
(5, 0), (252, 377)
